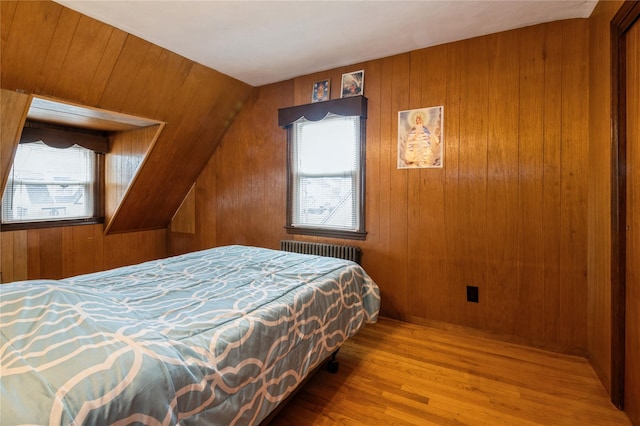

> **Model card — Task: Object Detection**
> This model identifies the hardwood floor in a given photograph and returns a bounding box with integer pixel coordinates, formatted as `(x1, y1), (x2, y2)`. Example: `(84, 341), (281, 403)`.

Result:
(270, 317), (631, 425)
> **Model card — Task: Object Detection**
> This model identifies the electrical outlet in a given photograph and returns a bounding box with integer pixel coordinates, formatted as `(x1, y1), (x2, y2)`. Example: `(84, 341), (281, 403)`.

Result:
(466, 285), (479, 303)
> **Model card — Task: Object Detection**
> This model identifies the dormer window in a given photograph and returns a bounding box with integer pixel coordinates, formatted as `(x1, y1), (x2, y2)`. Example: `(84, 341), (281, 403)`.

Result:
(2, 140), (101, 226)
(1, 123), (106, 229)
(0, 95), (163, 232)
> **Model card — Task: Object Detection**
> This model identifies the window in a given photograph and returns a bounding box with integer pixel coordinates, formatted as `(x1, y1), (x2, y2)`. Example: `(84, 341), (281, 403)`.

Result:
(1, 125), (105, 230)
(279, 96), (367, 240)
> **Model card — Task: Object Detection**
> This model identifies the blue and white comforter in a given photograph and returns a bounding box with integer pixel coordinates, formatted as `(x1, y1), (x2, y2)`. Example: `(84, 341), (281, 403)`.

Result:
(0, 245), (380, 425)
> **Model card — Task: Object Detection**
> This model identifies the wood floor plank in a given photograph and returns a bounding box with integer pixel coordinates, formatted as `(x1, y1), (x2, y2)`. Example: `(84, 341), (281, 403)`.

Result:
(269, 318), (631, 425)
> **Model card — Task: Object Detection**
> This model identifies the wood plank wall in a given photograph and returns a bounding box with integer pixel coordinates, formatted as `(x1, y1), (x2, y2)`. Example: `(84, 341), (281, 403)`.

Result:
(105, 123), (164, 230)
(171, 19), (592, 353)
(587, 0), (624, 395)
(624, 10), (640, 424)
(0, 0), (253, 234)
(0, 0), (253, 282)
(0, 91), (30, 192)
(1, 225), (166, 283)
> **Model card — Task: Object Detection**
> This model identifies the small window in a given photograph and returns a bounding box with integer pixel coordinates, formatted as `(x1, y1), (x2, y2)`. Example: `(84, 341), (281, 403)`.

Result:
(279, 96), (367, 240)
(2, 130), (104, 229)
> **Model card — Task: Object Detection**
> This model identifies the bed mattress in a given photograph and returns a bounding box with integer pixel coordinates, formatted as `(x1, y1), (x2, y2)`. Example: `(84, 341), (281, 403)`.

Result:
(0, 245), (380, 425)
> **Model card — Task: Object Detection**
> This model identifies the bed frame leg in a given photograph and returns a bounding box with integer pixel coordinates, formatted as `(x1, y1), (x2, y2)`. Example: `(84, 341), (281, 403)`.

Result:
(326, 349), (340, 373)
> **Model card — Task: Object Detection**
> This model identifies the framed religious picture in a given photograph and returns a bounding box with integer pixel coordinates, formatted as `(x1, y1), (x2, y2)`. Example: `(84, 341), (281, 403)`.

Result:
(397, 106), (444, 169)
(312, 79), (330, 102)
(340, 70), (364, 98)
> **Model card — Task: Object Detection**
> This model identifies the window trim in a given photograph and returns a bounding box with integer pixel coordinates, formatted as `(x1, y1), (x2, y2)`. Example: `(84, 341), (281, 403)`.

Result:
(1, 124), (106, 231)
(278, 96), (367, 240)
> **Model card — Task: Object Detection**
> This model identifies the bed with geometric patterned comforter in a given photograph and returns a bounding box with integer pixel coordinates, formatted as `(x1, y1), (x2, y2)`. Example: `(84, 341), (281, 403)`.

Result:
(0, 245), (380, 425)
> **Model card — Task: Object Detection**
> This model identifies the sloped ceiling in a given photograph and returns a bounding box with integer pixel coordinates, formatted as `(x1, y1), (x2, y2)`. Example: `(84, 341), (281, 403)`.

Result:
(53, 0), (598, 86)
(1, 1), (253, 234)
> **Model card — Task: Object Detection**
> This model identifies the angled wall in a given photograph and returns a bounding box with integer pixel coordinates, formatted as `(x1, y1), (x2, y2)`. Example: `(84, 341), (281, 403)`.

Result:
(1, 0), (253, 234)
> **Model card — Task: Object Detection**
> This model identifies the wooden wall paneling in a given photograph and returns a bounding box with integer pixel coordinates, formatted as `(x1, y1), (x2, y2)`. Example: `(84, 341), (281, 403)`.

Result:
(362, 59), (382, 248)
(49, 14), (116, 102)
(214, 105), (245, 245)
(103, 229), (166, 270)
(542, 21), (565, 347)
(254, 84), (290, 249)
(485, 31), (521, 334)
(0, 89), (30, 191)
(129, 50), (191, 120)
(105, 124), (163, 226)
(91, 224), (105, 273)
(358, 59), (386, 293)
(0, 1), (62, 91)
(410, 44), (449, 322)
(361, 56), (394, 317)
(38, 227), (64, 279)
(97, 35), (152, 112)
(3, 1), (254, 241)
(406, 49), (425, 320)
(516, 24), (547, 342)
(36, 6), (81, 95)
(230, 98), (259, 246)
(0, 232), (4, 284)
(0, 230), (27, 283)
(13, 231), (27, 281)
(383, 54), (410, 320)
(625, 14), (640, 424)
(458, 35), (490, 329)
(0, 1), (17, 54)
(1, 231), (15, 282)
(213, 132), (240, 247)
(107, 63), (251, 232)
(587, 0), (623, 392)
(194, 155), (218, 251)
(62, 224), (104, 277)
(84, 29), (129, 107)
(378, 56), (394, 283)
(26, 229), (40, 279)
(443, 41), (464, 326)
(171, 184), (196, 234)
(116, 43), (165, 113)
(176, 19), (594, 354)
(102, 231), (126, 270)
(558, 19), (590, 350)
(214, 91), (256, 247)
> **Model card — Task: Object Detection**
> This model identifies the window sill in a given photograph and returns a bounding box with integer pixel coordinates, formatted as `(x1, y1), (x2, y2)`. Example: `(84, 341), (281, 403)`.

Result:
(1, 217), (104, 232)
(285, 226), (366, 241)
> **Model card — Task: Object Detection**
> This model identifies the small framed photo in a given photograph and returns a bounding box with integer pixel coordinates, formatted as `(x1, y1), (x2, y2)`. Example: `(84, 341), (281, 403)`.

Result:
(312, 79), (330, 102)
(341, 70), (364, 98)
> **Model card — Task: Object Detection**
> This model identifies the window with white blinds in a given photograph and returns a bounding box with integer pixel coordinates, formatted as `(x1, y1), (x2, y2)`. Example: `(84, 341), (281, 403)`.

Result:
(2, 142), (96, 224)
(290, 113), (363, 234)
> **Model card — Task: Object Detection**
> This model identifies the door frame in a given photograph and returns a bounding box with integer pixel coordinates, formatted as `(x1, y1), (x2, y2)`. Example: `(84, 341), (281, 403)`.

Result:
(611, 0), (640, 410)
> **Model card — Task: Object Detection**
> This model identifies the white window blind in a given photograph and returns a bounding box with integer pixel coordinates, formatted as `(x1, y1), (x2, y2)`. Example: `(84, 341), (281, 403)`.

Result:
(2, 142), (95, 223)
(291, 114), (361, 231)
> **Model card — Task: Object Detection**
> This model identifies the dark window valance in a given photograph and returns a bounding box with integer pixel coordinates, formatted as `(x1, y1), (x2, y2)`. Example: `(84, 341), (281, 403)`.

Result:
(20, 121), (109, 153)
(278, 95), (367, 128)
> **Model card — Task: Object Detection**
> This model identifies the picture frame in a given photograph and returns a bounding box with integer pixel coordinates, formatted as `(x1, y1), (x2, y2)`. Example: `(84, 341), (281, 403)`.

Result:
(312, 79), (330, 102)
(397, 106), (444, 169)
(341, 70), (364, 98)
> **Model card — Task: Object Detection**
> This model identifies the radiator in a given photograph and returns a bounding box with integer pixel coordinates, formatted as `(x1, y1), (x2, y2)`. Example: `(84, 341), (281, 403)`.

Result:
(280, 240), (361, 265)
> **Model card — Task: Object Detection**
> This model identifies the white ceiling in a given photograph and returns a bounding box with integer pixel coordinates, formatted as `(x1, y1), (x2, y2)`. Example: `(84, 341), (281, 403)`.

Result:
(53, 0), (598, 87)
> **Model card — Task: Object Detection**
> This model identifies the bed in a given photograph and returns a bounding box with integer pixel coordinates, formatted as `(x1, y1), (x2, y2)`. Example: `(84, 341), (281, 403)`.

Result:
(0, 244), (380, 425)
